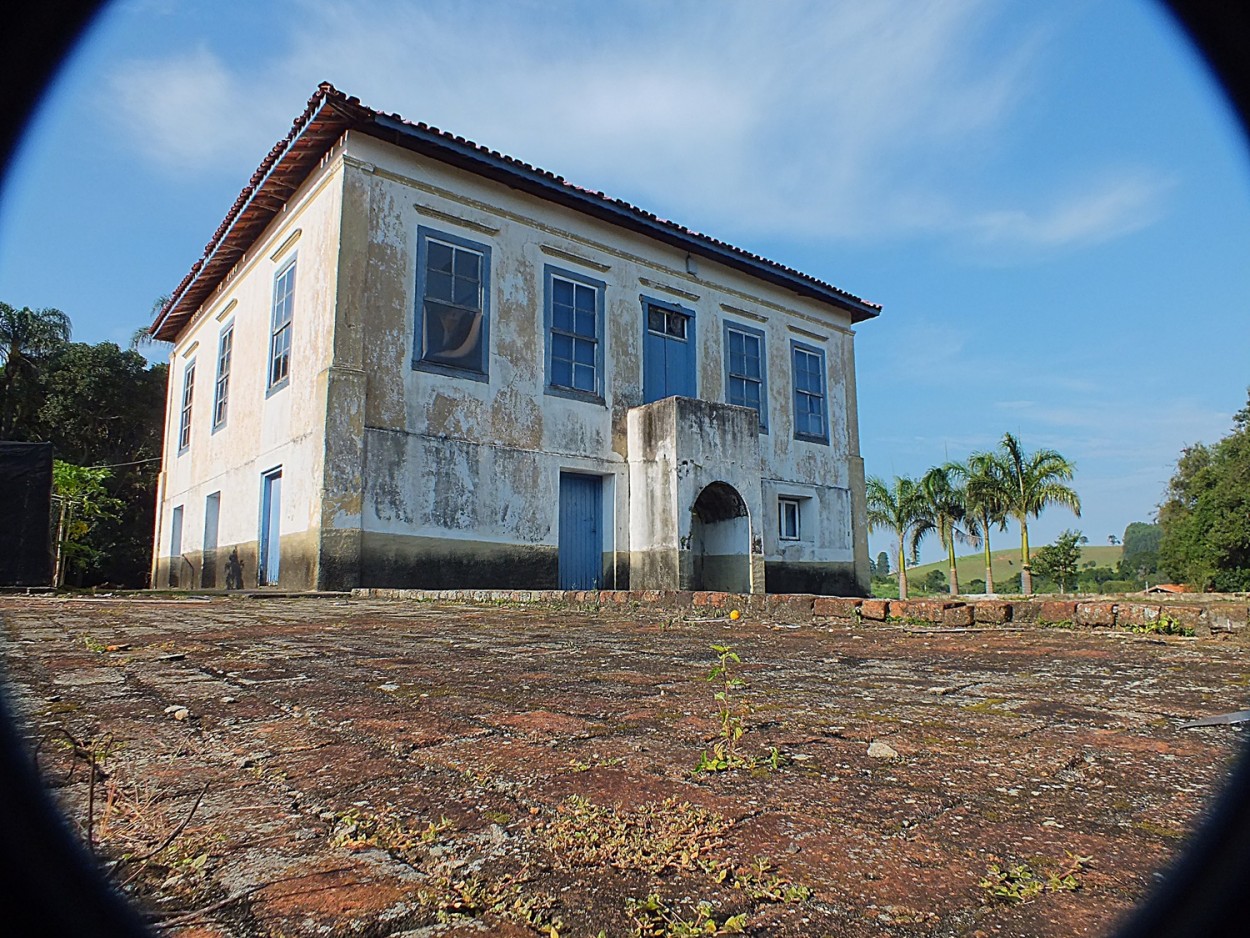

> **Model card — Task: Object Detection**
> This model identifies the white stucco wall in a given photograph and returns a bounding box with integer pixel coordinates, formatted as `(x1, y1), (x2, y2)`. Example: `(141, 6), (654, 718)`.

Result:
(151, 152), (346, 588)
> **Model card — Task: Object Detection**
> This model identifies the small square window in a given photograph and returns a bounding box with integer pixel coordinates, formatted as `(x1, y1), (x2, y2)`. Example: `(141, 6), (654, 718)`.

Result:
(779, 497), (801, 540)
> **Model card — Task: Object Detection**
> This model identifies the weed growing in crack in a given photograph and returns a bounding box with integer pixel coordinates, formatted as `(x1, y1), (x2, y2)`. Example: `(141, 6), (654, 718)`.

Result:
(625, 893), (747, 937)
(1121, 614), (1195, 637)
(980, 852), (1091, 904)
(694, 645), (787, 773)
(540, 795), (731, 873)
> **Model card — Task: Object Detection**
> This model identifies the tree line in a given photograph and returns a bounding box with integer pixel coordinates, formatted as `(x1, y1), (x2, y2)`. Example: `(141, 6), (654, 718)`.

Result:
(866, 432), (1081, 600)
(1, 301), (166, 587)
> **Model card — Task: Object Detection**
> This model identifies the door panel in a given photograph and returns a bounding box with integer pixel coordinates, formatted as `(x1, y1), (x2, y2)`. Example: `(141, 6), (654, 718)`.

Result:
(260, 471), (282, 587)
(559, 473), (603, 590)
(643, 302), (694, 403)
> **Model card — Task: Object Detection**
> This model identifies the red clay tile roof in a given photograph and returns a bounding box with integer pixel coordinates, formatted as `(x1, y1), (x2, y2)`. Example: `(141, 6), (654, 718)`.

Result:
(151, 83), (881, 341)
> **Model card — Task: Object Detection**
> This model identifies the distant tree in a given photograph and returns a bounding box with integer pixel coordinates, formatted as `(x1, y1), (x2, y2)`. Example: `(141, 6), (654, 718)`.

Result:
(1108, 534), (1120, 546)
(1158, 392), (1250, 591)
(996, 432), (1081, 595)
(1119, 522), (1162, 579)
(866, 475), (932, 601)
(876, 550), (890, 577)
(919, 464), (977, 595)
(1032, 529), (1083, 594)
(0, 301), (71, 436)
(967, 578), (986, 594)
(921, 569), (947, 593)
(52, 461), (123, 585)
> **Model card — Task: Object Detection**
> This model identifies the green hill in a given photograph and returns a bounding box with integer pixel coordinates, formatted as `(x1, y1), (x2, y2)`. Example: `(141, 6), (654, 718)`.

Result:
(885, 545), (1122, 590)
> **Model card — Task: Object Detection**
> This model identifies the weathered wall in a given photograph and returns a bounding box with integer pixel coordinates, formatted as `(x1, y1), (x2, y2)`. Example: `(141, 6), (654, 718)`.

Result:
(332, 133), (869, 592)
(627, 397), (765, 593)
(151, 151), (347, 590)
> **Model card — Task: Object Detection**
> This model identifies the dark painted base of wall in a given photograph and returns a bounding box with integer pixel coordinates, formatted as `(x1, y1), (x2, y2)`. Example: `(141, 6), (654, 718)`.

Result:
(360, 531), (560, 590)
(155, 534), (318, 593)
(765, 561), (866, 597)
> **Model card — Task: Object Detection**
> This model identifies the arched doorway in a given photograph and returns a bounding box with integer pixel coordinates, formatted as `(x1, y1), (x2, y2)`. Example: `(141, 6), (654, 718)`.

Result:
(690, 482), (752, 592)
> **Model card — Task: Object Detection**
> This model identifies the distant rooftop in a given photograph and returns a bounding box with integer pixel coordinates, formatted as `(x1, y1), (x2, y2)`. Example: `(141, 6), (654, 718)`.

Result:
(152, 83), (881, 342)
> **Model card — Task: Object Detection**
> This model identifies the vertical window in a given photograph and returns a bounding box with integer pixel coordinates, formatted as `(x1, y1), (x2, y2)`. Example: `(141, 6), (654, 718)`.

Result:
(414, 227), (491, 377)
(213, 324), (233, 429)
(791, 342), (828, 443)
(779, 497), (801, 540)
(545, 265), (605, 398)
(168, 504), (184, 588)
(178, 360), (195, 452)
(723, 321), (767, 430)
(268, 259), (296, 390)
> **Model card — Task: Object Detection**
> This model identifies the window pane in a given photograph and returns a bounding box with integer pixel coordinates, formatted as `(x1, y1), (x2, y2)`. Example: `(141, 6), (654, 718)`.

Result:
(453, 274), (479, 307)
(426, 270), (454, 302)
(573, 337), (595, 365)
(553, 300), (574, 332)
(453, 247), (479, 279)
(574, 309), (595, 337)
(552, 332), (573, 361)
(573, 363), (595, 391)
(667, 312), (686, 339)
(648, 307), (666, 333)
(551, 358), (573, 388)
(553, 278), (574, 307)
(574, 283), (595, 314)
(425, 300), (483, 370)
(427, 241), (453, 273)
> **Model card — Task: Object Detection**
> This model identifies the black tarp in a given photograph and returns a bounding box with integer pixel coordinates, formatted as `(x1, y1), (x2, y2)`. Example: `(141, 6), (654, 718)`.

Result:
(0, 441), (53, 586)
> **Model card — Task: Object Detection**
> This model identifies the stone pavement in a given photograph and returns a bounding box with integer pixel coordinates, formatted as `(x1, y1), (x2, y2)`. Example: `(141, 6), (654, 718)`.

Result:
(2, 594), (1247, 937)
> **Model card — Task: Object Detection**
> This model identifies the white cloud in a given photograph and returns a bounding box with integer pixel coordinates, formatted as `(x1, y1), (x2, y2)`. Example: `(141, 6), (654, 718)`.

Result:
(107, 45), (291, 173)
(965, 170), (1173, 251)
(102, 0), (1172, 252)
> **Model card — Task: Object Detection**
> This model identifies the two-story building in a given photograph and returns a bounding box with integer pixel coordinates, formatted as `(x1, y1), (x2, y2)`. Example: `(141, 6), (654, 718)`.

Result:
(149, 84), (879, 596)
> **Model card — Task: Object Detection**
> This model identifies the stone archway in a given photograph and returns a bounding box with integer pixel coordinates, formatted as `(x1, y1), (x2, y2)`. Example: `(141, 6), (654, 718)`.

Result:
(690, 481), (752, 592)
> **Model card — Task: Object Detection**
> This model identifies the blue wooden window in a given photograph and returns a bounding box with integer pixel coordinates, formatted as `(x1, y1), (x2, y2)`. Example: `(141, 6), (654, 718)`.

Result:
(178, 359), (195, 453)
(545, 265), (604, 400)
(268, 259), (296, 391)
(723, 320), (767, 431)
(414, 226), (491, 379)
(791, 341), (828, 443)
(212, 324), (233, 430)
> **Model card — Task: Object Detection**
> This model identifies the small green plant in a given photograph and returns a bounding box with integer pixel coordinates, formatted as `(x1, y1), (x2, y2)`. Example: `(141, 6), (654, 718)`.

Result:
(1123, 614), (1194, 637)
(696, 644), (750, 772)
(980, 852), (1091, 904)
(625, 893), (747, 937)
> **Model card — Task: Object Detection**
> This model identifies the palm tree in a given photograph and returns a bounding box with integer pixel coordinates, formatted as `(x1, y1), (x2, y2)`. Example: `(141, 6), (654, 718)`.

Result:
(957, 452), (1010, 594)
(996, 432), (1082, 595)
(866, 474), (933, 600)
(919, 463), (983, 596)
(0, 302), (72, 436)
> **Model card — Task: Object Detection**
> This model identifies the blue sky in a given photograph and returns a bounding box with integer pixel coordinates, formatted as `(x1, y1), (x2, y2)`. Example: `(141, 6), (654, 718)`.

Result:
(2, 0), (1248, 568)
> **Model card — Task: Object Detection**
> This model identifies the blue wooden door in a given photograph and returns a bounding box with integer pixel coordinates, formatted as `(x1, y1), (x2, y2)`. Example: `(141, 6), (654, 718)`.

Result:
(559, 473), (603, 590)
(259, 470), (282, 586)
(643, 301), (695, 403)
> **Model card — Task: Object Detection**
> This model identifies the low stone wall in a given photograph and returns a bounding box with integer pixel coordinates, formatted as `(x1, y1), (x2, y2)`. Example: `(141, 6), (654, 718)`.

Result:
(351, 587), (1249, 640)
